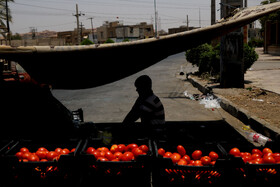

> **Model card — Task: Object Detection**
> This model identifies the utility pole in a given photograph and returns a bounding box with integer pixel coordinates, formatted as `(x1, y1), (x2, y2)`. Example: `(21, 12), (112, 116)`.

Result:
(80, 22), (84, 42)
(186, 15), (189, 30)
(88, 17), (94, 42)
(73, 4), (84, 44)
(211, 0), (216, 25)
(5, 0), (11, 45)
(154, 0), (158, 37)
(199, 8), (201, 28)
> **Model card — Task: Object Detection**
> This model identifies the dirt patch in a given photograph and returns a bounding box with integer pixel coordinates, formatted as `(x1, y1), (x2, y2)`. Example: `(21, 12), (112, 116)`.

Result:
(191, 76), (280, 128)
(216, 86), (280, 127)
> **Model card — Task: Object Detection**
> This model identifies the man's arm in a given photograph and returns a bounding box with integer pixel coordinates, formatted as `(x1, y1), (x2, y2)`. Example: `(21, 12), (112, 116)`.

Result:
(123, 99), (141, 125)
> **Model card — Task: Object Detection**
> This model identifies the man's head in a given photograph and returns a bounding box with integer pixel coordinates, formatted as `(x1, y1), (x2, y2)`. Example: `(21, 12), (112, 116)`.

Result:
(134, 75), (152, 96)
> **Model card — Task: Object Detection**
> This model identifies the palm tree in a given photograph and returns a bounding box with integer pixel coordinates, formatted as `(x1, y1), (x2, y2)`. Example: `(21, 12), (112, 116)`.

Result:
(0, 0), (14, 39)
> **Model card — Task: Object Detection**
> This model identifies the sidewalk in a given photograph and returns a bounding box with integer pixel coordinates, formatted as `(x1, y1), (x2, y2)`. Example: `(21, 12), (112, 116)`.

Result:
(245, 47), (280, 94)
(187, 47), (280, 142)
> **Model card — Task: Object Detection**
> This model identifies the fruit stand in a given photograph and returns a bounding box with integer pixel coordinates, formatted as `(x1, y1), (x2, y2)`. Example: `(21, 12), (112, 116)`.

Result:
(1, 121), (280, 187)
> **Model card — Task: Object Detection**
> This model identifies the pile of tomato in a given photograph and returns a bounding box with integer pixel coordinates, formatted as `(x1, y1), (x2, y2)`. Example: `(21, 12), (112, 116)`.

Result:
(157, 145), (219, 166)
(85, 143), (149, 162)
(229, 147), (280, 164)
(15, 147), (75, 162)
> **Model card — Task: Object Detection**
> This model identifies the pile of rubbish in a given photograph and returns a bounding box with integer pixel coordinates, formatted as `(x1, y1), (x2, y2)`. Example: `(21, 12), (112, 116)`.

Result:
(184, 91), (221, 109)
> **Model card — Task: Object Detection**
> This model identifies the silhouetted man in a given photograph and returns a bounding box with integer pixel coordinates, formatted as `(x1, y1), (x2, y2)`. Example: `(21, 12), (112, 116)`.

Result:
(123, 75), (165, 136)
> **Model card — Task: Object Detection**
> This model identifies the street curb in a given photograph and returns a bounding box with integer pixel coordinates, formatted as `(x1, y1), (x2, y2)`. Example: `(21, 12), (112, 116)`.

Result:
(188, 76), (280, 142)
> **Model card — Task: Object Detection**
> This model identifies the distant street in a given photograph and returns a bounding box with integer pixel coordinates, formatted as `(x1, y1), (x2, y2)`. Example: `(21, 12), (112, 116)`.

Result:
(52, 52), (222, 123)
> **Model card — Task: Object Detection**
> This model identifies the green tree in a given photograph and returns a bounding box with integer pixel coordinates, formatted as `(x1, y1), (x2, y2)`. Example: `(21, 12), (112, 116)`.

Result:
(0, 0), (14, 39)
(185, 43), (258, 76)
(104, 38), (115, 43)
(259, 0), (280, 32)
(11, 33), (21, 40)
(123, 38), (130, 42)
(185, 43), (220, 75)
(244, 44), (259, 71)
(80, 38), (94, 45)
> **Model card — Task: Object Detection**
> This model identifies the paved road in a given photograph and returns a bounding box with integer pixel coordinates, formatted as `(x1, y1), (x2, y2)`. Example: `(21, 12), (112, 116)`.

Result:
(52, 53), (222, 123)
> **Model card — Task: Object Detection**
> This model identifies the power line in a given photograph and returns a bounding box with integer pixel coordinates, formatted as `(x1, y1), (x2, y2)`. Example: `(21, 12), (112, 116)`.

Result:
(14, 2), (73, 12)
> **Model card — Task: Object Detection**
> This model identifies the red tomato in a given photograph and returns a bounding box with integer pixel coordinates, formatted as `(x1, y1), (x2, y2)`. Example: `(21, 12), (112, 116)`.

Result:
(171, 153), (181, 164)
(273, 152), (280, 158)
(139, 145), (149, 153)
(99, 151), (106, 158)
(177, 145), (186, 156)
(273, 153), (280, 162)
(121, 152), (134, 161)
(182, 155), (191, 163)
(92, 150), (101, 159)
(61, 149), (70, 155)
(111, 159), (119, 162)
(163, 152), (172, 158)
(254, 158), (263, 163)
(117, 144), (126, 153)
(27, 154), (39, 162)
(105, 151), (115, 161)
(97, 157), (109, 162)
(15, 152), (23, 159)
(263, 156), (276, 164)
(210, 161), (216, 166)
(110, 144), (118, 153)
(251, 158), (263, 164)
(55, 148), (63, 155)
(22, 152), (32, 160)
(37, 147), (48, 152)
(243, 152), (251, 157)
(20, 147), (29, 153)
(158, 148), (165, 156)
(97, 147), (109, 153)
(209, 151), (219, 161)
(189, 160), (195, 165)
(200, 156), (211, 166)
(126, 144), (138, 152)
(263, 148), (273, 155)
(114, 152), (123, 160)
(86, 147), (95, 154)
(46, 151), (59, 161)
(193, 160), (203, 166)
(251, 153), (262, 160)
(263, 152), (273, 158)
(242, 155), (252, 163)
(177, 159), (187, 166)
(229, 148), (241, 157)
(70, 148), (76, 153)
(252, 149), (262, 156)
(40, 159), (48, 162)
(36, 150), (47, 159)
(192, 150), (202, 160)
(132, 148), (144, 158)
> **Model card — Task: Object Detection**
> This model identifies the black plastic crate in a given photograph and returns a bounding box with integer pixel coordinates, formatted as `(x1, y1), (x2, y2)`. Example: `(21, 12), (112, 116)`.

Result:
(218, 142), (280, 186)
(1, 139), (83, 187)
(78, 138), (153, 187)
(163, 121), (249, 144)
(153, 140), (230, 187)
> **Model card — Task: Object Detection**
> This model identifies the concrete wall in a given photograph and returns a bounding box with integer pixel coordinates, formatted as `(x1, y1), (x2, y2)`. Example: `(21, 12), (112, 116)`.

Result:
(10, 38), (66, 46)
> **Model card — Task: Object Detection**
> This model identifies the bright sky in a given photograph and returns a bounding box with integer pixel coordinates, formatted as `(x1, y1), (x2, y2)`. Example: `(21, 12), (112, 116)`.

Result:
(9, 0), (265, 34)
